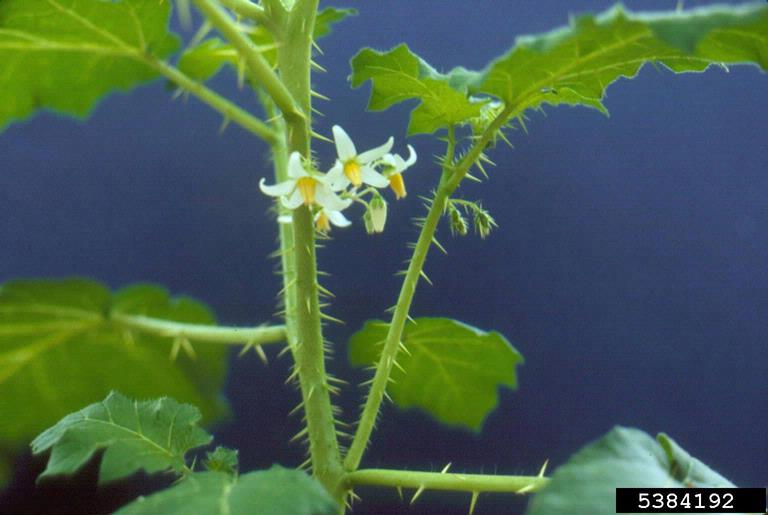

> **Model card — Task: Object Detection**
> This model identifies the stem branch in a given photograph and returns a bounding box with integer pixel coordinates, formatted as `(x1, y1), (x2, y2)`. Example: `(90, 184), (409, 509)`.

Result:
(144, 58), (277, 143)
(345, 468), (548, 495)
(111, 313), (286, 346)
(345, 107), (514, 472)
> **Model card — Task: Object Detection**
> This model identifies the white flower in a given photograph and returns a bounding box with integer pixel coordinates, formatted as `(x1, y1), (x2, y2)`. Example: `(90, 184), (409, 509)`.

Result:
(259, 152), (351, 211)
(315, 208), (351, 233)
(327, 125), (393, 190)
(379, 145), (416, 199)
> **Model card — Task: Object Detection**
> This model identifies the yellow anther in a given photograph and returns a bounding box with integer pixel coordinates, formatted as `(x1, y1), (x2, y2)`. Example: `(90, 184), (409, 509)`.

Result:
(343, 160), (362, 186)
(296, 176), (317, 205)
(389, 172), (407, 199)
(316, 211), (331, 233)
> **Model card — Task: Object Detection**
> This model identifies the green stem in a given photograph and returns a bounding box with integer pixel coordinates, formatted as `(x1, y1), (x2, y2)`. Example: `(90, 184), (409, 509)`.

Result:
(191, 0), (302, 121)
(344, 469), (548, 495)
(144, 58), (277, 143)
(345, 108), (514, 472)
(272, 0), (343, 498)
(110, 313), (286, 346)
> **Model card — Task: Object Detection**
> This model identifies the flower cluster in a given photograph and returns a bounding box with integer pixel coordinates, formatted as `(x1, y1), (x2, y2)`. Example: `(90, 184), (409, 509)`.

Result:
(260, 125), (416, 233)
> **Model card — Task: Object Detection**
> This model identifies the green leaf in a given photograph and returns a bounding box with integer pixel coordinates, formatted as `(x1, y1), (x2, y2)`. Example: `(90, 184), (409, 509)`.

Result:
(349, 317), (523, 431)
(525, 427), (735, 515)
(203, 446), (239, 475)
(0, 0), (179, 130)
(476, 3), (768, 116)
(349, 4), (767, 131)
(115, 466), (339, 515)
(0, 278), (228, 451)
(177, 7), (355, 83)
(31, 391), (211, 483)
(349, 44), (483, 135)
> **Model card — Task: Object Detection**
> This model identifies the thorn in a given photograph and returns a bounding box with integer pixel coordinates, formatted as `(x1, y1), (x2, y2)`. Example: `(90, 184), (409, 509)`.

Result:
(516, 483), (536, 494)
(310, 60), (327, 73)
(288, 400), (305, 416)
(498, 130), (514, 148)
(311, 38), (324, 55)
(396, 486), (403, 500)
(392, 359), (406, 373)
(319, 312), (345, 324)
(289, 427), (309, 443)
(316, 283), (335, 298)
(432, 237), (448, 255)
(410, 485), (426, 505)
(440, 463), (452, 474)
(310, 130), (333, 143)
(469, 492), (479, 515)
(478, 153), (496, 166)
(311, 106), (324, 117)
(310, 89), (330, 101)
(253, 344), (269, 364)
(419, 270), (433, 286)
(465, 173), (482, 183)
(298, 457), (312, 470)
(397, 340), (411, 356)
(538, 459), (549, 478)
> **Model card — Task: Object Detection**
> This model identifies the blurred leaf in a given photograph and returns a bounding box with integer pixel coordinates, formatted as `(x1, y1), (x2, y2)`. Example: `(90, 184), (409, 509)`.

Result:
(525, 427), (735, 515)
(203, 446), (239, 475)
(349, 44), (483, 135)
(115, 466), (339, 515)
(0, 278), (228, 452)
(31, 391), (211, 484)
(0, 0), (179, 130)
(349, 317), (523, 431)
(314, 7), (357, 39)
(177, 6), (355, 82)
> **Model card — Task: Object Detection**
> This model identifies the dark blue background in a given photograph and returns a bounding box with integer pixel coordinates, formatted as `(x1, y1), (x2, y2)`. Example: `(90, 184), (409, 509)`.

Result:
(1, 1), (766, 514)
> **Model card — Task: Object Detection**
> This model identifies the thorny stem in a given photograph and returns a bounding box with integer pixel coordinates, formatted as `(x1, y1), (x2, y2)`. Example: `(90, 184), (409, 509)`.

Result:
(144, 58), (277, 143)
(345, 107), (514, 473)
(344, 468), (548, 495)
(270, 0), (344, 499)
(111, 313), (286, 346)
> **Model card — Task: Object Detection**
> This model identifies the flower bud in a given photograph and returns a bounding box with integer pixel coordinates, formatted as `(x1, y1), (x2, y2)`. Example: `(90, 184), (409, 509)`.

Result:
(369, 193), (388, 233)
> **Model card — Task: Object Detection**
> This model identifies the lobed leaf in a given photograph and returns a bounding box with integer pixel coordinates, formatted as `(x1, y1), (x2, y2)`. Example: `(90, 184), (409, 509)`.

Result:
(0, 0), (179, 130)
(476, 3), (768, 116)
(0, 278), (228, 451)
(525, 427), (735, 515)
(349, 317), (523, 431)
(31, 391), (211, 483)
(350, 3), (768, 132)
(349, 44), (483, 136)
(114, 466), (339, 515)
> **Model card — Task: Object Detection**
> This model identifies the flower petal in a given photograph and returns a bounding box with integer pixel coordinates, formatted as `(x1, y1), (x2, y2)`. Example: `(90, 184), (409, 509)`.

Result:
(332, 125), (356, 161)
(259, 177), (295, 197)
(328, 209), (352, 227)
(361, 166), (390, 188)
(325, 162), (349, 191)
(358, 136), (394, 164)
(287, 151), (307, 179)
(281, 188), (304, 209)
(315, 183), (352, 211)
(403, 145), (417, 168)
